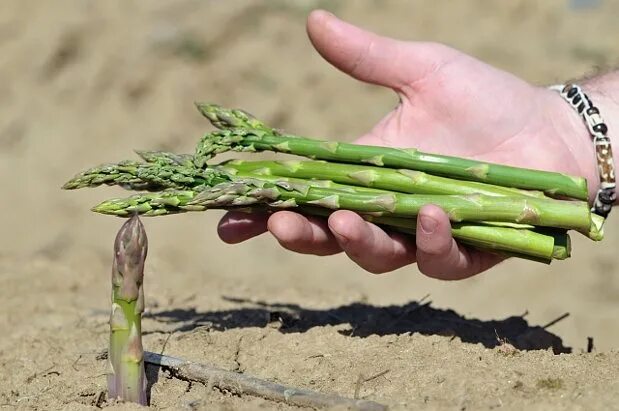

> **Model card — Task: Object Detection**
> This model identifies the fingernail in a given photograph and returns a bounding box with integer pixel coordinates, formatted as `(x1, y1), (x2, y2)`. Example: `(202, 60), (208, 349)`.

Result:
(419, 215), (437, 234)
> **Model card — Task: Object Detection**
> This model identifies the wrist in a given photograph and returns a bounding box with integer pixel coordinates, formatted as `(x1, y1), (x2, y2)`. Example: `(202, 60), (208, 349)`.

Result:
(585, 86), (619, 209)
(546, 79), (619, 207)
(581, 77), (619, 156)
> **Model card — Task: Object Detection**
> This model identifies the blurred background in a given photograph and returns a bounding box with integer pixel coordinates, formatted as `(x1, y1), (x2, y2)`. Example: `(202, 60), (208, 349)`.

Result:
(3, 0), (619, 353)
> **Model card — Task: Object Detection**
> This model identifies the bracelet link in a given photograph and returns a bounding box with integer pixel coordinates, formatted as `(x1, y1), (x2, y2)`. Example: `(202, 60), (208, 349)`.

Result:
(595, 138), (616, 185)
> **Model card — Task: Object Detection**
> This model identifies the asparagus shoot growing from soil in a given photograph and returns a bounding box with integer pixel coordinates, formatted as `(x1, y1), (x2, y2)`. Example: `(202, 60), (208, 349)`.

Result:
(108, 214), (148, 405)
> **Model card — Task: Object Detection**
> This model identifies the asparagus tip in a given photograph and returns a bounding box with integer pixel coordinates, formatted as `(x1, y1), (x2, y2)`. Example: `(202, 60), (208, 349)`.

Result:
(92, 201), (125, 216)
(61, 180), (75, 190)
(194, 102), (220, 125)
(113, 213), (147, 300)
(115, 214), (147, 258)
(195, 102), (270, 131)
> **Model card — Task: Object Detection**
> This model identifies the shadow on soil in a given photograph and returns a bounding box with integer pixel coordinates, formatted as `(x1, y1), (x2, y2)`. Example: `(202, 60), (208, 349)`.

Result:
(144, 296), (571, 354)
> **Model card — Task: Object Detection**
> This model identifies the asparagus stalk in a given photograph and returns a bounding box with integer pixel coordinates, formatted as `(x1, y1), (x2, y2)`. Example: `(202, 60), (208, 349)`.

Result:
(226, 173), (560, 230)
(91, 176), (592, 231)
(306, 206), (571, 260)
(374, 217), (569, 261)
(218, 159), (549, 198)
(92, 191), (568, 262)
(284, 206), (569, 262)
(194, 104), (589, 200)
(92, 190), (199, 216)
(108, 214), (148, 405)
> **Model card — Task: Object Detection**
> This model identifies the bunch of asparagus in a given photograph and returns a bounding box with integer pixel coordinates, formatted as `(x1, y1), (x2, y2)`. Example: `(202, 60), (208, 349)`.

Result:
(64, 103), (605, 264)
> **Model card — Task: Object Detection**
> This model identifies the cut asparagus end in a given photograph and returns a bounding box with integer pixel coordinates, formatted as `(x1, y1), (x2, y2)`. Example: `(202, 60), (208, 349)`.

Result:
(552, 234), (571, 260)
(587, 213), (605, 241)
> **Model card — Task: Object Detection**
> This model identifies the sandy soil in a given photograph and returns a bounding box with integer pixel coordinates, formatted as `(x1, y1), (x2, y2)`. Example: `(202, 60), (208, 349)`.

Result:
(2, 1), (619, 410)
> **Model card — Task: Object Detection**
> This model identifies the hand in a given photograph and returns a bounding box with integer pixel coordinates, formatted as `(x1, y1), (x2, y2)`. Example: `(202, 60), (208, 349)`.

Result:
(217, 10), (597, 280)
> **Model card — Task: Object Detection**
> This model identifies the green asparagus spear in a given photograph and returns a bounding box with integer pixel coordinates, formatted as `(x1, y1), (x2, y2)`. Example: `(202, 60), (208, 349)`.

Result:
(218, 159), (548, 198)
(92, 177), (592, 231)
(291, 206), (568, 262)
(216, 206), (562, 263)
(194, 104), (589, 200)
(93, 191), (568, 262)
(108, 214), (148, 405)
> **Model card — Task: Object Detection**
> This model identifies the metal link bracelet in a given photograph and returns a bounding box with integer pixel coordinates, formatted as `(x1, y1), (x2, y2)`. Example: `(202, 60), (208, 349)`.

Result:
(549, 84), (616, 218)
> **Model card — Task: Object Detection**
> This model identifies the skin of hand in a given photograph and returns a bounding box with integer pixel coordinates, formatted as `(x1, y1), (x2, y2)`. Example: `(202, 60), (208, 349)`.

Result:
(217, 9), (605, 280)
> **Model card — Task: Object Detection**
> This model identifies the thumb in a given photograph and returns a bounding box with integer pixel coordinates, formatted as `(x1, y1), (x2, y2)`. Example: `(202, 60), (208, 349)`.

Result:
(306, 10), (448, 90)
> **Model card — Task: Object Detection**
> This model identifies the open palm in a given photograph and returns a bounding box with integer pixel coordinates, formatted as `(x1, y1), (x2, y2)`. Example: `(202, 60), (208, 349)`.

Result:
(217, 10), (596, 280)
